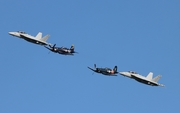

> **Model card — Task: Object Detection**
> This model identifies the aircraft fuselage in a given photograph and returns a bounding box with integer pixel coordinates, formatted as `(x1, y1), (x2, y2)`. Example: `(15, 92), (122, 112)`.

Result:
(119, 72), (164, 86)
(131, 75), (159, 86)
(9, 31), (49, 46)
(97, 68), (117, 76)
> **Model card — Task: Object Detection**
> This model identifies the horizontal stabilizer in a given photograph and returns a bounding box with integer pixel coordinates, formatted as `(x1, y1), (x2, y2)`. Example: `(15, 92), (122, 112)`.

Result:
(152, 75), (162, 82)
(40, 34), (50, 42)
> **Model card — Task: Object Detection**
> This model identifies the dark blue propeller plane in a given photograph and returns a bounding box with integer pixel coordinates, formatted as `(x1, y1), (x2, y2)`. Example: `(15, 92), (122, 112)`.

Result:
(88, 64), (118, 76)
(44, 44), (78, 55)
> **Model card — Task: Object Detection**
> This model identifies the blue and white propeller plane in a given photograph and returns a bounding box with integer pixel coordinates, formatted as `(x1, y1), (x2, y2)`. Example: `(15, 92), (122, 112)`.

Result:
(9, 31), (51, 46)
(88, 64), (118, 76)
(119, 71), (164, 87)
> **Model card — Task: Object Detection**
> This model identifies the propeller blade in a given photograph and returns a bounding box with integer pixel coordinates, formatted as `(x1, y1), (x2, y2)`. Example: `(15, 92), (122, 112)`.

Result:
(94, 64), (96, 68)
(49, 44), (52, 48)
(53, 44), (56, 50)
(53, 44), (56, 48)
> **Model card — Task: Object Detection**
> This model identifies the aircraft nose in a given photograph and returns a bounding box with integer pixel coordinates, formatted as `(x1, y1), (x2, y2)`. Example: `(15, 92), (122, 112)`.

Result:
(119, 72), (125, 75)
(8, 32), (14, 35)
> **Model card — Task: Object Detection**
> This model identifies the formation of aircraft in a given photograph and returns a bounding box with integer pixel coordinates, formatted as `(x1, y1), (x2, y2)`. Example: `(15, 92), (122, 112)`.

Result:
(9, 31), (51, 46)
(88, 64), (118, 76)
(44, 44), (78, 55)
(8, 31), (165, 87)
(119, 71), (164, 87)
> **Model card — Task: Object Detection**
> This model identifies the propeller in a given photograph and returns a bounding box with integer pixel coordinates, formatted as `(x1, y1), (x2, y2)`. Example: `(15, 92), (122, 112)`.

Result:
(52, 44), (56, 50)
(47, 44), (57, 52)
(94, 64), (99, 72)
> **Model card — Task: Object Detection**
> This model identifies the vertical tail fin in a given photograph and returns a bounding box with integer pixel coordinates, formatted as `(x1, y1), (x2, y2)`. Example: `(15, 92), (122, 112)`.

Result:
(35, 32), (42, 40)
(40, 34), (50, 42)
(146, 72), (153, 80)
(152, 75), (162, 82)
(113, 66), (117, 72)
(70, 44), (74, 50)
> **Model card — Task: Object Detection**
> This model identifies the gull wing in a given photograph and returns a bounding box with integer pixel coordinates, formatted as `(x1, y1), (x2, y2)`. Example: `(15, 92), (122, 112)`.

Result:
(44, 46), (53, 51)
(87, 67), (96, 72)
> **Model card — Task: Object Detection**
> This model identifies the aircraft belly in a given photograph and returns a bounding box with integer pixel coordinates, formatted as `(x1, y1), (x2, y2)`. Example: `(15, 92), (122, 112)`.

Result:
(132, 77), (158, 86)
(23, 38), (47, 45)
(58, 51), (73, 55)
(14, 35), (22, 38)
(132, 75), (149, 84)
(58, 51), (65, 54)
(101, 72), (116, 76)
(57, 49), (72, 54)
(134, 78), (148, 84)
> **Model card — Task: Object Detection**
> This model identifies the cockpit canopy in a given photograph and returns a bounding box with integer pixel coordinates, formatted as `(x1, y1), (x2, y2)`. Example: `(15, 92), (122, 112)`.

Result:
(17, 31), (26, 34)
(60, 46), (69, 50)
(128, 71), (138, 74)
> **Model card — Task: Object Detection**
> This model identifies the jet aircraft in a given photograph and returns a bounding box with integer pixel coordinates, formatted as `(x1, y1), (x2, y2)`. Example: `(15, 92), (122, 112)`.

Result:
(88, 64), (118, 76)
(8, 31), (51, 46)
(119, 71), (164, 86)
(44, 44), (78, 55)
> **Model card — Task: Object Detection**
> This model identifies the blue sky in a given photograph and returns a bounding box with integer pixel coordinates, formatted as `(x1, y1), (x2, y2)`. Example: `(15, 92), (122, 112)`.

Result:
(1, 0), (180, 113)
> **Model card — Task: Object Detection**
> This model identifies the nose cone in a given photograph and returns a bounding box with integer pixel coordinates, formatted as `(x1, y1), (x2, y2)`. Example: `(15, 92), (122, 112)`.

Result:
(8, 32), (14, 35)
(8, 32), (20, 37)
(119, 72), (126, 75)
(8, 32), (18, 36)
(119, 72), (132, 78)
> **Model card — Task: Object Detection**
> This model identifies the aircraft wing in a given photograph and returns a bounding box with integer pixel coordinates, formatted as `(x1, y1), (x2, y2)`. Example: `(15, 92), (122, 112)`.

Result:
(111, 74), (118, 76)
(44, 46), (52, 51)
(87, 67), (96, 72)
(58, 48), (69, 53)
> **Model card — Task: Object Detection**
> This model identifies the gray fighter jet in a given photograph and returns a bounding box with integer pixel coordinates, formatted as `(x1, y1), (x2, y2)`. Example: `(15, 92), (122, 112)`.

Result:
(44, 44), (78, 55)
(119, 71), (164, 86)
(88, 64), (118, 76)
(8, 31), (51, 46)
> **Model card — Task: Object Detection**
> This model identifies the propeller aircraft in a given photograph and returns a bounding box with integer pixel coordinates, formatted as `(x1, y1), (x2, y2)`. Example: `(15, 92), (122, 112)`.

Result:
(88, 64), (118, 76)
(44, 44), (78, 55)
